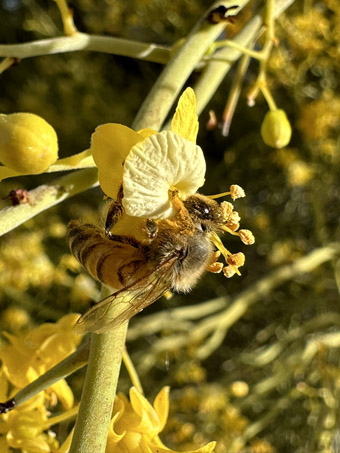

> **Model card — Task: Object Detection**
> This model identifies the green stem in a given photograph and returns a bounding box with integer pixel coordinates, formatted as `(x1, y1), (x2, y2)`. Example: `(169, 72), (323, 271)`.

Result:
(0, 33), (170, 64)
(131, 0), (244, 131)
(0, 167), (98, 237)
(69, 321), (128, 452)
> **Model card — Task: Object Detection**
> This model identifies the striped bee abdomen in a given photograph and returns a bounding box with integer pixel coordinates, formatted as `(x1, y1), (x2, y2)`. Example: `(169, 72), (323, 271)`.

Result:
(67, 220), (148, 289)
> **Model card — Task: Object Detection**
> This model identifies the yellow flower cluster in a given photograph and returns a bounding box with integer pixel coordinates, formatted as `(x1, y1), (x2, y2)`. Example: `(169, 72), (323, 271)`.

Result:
(0, 314), (81, 452)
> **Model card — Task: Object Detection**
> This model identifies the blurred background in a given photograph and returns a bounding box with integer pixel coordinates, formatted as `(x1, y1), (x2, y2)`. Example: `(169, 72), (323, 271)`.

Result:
(1, 0), (340, 452)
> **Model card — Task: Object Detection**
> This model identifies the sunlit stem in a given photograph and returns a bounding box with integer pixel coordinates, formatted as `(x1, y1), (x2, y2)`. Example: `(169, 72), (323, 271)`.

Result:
(0, 57), (16, 74)
(222, 53), (251, 136)
(70, 285), (128, 453)
(208, 40), (265, 61)
(122, 348), (144, 394)
(260, 81), (277, 111)
(247, 0), (276, 108)
(53, 0), (77, 36)
(41, 404), (79, 430)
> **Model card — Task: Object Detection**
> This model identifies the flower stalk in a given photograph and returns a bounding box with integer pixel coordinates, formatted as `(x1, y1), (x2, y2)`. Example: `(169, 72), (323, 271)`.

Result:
(70, 319), (128, 452)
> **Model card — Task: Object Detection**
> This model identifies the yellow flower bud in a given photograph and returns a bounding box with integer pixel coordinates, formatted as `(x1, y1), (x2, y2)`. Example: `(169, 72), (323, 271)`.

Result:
(261, 109), (292, 149)
(0, 113), (58, 174)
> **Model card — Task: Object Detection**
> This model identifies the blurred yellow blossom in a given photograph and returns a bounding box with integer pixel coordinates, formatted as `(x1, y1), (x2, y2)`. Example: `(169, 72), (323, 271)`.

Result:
(0, 316), (83, 452)
(0, 314), (81, 408)
(91, 88), (206, 219)
(297, 96), (340, 141)
(0, 307), (31, 332)
(3, 407), (59, 453)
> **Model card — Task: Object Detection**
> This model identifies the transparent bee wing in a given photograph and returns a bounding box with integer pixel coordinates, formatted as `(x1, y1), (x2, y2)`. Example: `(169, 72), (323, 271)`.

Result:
(74, 255), (178, 334)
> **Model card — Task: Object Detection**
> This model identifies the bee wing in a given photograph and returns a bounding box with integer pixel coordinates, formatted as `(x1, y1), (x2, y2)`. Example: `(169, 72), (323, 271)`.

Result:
(74, 255), (178, 334)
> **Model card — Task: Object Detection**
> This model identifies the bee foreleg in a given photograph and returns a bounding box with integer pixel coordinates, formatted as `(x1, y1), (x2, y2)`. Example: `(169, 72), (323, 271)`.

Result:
(169, 189), (195, 234)
(105, 184), (124, 237)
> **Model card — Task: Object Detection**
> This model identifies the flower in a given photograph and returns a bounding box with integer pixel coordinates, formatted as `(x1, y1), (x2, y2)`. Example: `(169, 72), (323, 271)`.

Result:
(0, 315), (83, 452)
(91, 88), (205, 219)
(90, 88), (254, 277)
(106, 386), (216, 453)
(0, 113), (58, 175)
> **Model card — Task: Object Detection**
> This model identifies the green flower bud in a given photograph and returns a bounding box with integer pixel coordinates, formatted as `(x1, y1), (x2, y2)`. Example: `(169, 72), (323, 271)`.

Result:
(261, 109), (292, 149)
(0, 113), (58, 174)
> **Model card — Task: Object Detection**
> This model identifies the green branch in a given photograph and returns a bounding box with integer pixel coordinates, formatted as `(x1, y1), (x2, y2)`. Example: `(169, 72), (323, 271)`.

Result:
(0, 32), (170, 64)
(0, 167), (98, 237)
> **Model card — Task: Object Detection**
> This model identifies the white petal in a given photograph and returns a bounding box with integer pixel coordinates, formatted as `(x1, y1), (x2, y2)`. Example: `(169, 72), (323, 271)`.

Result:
(122, 131), (206, 219)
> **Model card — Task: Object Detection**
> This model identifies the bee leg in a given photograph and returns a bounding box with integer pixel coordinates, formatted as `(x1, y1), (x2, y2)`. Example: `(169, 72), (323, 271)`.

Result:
(145, 219), (158, 240)
(105, 184), (124, 238)
(169, 189), (195, 233)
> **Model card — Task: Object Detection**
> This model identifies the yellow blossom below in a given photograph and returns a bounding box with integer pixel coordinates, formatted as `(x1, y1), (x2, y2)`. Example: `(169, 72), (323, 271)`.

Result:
(105, 386), (216, 453)
(122, 131), (206, 218)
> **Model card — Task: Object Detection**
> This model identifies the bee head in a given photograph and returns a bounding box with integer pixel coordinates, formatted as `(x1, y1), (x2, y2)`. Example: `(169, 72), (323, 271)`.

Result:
(183, 193), (225, 233)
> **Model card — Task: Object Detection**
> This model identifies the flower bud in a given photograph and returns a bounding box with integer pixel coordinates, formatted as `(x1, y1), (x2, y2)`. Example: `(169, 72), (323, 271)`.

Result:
(261, 109), (292, 149)
(0, 113), (58, 174)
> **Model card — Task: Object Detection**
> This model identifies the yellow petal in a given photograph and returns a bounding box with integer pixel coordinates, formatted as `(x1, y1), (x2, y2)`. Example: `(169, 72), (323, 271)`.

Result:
(137, 128), (158, 139)
(153, 386), (169, 432)
(47, 149), (95, 172)
(129, 387), (160, 434)
(122, 131), (206, 219)
(171, 87), (199, 143)
(91, 123), (143, 199)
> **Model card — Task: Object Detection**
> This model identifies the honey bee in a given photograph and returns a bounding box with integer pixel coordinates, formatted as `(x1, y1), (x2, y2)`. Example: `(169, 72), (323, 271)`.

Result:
(67, 188), (228, 334)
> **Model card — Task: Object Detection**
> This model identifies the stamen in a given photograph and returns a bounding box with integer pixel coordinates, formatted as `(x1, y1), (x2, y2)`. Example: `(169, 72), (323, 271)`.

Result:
(221, 225), (240, 236)
(210, 232), (232, 260)
(208, 191), (231, 200)
(208, 184), (246, 201)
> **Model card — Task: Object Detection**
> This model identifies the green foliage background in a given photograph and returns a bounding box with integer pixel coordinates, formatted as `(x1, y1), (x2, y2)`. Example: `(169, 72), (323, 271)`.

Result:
(1, 0), (340, 452)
